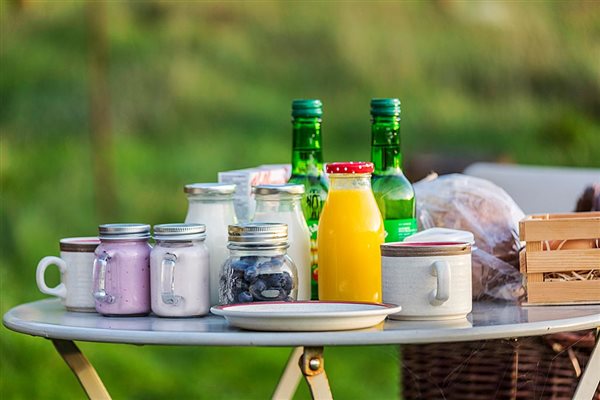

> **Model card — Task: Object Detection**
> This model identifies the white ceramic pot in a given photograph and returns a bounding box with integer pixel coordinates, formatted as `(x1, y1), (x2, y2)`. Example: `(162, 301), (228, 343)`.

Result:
(381, 241), (472, 320)
(36, 237), (100, 312)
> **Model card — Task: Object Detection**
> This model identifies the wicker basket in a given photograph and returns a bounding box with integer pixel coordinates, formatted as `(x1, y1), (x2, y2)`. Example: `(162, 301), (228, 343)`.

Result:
(401, 330), (599, 399)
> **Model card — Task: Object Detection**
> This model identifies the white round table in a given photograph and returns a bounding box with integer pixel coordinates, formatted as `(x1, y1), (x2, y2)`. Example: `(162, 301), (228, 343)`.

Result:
(4, 299), (600, 399)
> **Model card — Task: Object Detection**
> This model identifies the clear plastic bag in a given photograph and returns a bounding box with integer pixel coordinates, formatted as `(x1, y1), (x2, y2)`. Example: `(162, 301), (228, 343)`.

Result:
(414, 173), (525, 301)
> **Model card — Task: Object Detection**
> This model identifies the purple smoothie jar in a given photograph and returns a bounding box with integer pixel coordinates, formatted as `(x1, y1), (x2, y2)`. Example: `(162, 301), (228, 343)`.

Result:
(93, 224), (152, 316)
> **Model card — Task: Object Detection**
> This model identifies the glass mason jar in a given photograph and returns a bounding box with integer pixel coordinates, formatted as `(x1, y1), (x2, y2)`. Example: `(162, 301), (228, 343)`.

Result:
(219, 223), (298, 305)
(252, 184), (311, 301)
(150, 223), (209, 317)
(184, 183), (237, 307)
(317, 162), (385, 302)
(93, 224), (152, 316)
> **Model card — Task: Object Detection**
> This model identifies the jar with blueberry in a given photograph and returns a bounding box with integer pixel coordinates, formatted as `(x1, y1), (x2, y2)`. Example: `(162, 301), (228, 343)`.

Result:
(219, 223), (298, 304)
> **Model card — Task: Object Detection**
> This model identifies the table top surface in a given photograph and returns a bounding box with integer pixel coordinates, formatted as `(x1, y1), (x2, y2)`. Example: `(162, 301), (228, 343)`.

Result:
(4, 299), (600, 347)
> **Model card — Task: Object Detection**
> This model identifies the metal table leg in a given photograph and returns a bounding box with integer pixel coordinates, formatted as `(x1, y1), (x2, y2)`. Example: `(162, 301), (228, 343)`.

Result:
(573, 329), (600, 400)
(299, 346), (333, 400)
(272, 347), (303, 400)
(51, 339), (111, 400)
(273, 346), (333, 400)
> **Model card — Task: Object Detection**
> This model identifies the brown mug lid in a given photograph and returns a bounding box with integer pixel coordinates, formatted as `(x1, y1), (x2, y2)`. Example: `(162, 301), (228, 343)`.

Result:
(59, 237), (100, 252)
(381, 241), (471, 257)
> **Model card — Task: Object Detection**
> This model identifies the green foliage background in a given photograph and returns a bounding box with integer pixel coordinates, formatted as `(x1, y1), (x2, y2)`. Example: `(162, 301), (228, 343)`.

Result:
(1, 1), (599, 399)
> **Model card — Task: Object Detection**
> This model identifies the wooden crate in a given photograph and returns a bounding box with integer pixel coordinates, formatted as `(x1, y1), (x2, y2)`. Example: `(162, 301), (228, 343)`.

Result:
(519, 211), (600, 304)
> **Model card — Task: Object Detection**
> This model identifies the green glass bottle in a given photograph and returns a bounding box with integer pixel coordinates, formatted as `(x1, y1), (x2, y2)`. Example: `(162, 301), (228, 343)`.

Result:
(370, 98), (417, 242)
(288, 99), (329, 300)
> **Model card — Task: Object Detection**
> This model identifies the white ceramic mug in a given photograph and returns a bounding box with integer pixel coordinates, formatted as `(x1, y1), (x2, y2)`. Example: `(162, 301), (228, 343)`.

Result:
(36, 237), (100, 312)
(381, 241), (472, 320)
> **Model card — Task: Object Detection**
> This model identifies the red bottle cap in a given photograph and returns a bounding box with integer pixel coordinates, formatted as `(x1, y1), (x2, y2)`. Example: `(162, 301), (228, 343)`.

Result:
(326, 162), (374, 174)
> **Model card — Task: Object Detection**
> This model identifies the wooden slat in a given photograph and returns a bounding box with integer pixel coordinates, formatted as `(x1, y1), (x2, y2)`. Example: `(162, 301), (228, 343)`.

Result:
(519, 220), (527, 241)
(520, 218), (600, 241)
(528, 211), (600, 220)
(519, 249), (527, 274)
(526, 249), (600, 273)
(525, 242), (543, 282)
(528, 280), (600, 303)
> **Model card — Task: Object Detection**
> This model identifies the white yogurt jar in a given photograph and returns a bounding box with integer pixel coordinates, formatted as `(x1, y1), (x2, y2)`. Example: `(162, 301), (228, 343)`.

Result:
(184, 183), (237, 306)
(150, 224), (209, 317)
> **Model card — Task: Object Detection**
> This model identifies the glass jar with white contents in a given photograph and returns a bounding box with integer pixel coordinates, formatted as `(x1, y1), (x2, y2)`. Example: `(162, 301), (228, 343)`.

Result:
(184, 183), (237, 307)
(252, 184), (312, 300)
(219, 223), (298, 305)
(151, 224), (209, 317)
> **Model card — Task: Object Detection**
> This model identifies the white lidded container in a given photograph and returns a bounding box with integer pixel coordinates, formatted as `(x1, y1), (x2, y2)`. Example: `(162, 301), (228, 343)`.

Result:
(381, 241), (472, 320)
(252, 184), (311, 300)
(403, 227), (475, 247)
(151, 223), (210, 317)
(184, 183), (237, 306)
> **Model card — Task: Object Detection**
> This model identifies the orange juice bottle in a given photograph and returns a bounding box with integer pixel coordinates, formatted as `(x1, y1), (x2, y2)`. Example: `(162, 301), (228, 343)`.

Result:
(317, 162), (385, 302)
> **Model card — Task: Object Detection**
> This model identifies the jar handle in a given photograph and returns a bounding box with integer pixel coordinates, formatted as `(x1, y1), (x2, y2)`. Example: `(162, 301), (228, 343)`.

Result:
(429, 260), (450, 306)
(161, 252), (182, 305)
(93, 251), (115, 303)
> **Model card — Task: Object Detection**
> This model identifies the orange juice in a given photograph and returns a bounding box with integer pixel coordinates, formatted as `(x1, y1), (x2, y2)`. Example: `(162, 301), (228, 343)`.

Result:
(317, 162), (385, 302)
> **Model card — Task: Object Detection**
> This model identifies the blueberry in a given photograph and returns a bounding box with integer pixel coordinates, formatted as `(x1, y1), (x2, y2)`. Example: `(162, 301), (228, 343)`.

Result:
(231, 281), (249, 300)
(231, 275), (249, 292)
(231, 260), (250, 271)
(231, 269), (245, 280)
(257, 257), (284, 271)
(249, 279), (267, 299)
(230, 290), (241, 301)
(241, 256), (258, 264)
(269, 256), (283, 268)
(257, 260), (274, 270)
(267, 273), (293, 290)
(237, 291), (253, 303)
(270, 256), (284, 267)
(282, 272), (293, 291)
(244, 266), (258, 283)
(274, 289), (290, 301)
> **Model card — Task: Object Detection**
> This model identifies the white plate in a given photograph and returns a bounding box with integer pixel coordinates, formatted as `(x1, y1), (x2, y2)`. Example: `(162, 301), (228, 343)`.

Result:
(210, 301), (402, 331)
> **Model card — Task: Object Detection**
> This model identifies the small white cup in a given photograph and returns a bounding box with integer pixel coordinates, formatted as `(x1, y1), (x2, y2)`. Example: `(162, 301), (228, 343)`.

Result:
(381, 241), (472, 320)
(36, 237), (100, 312)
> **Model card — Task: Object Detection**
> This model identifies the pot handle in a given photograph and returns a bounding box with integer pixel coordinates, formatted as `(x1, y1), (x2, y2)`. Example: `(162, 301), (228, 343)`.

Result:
(36, 256), (68, 299)
(429, 260), (450, 306)
(161, 252), (182, 305)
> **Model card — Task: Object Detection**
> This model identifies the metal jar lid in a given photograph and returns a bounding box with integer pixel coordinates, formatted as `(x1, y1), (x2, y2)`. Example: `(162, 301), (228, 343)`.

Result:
(153, 223), (206, 241)
(381, 242), (471, 257)
(184, 183), (236, 196)
(228, 223), (288, 249)
(59, 237), (100, 252)
(326, 161), (374, 174)
(253, 184), (305, 197)
(98, 224), (151, 240)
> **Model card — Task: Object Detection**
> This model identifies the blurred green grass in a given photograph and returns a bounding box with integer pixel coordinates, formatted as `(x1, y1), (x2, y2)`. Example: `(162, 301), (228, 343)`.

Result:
(1, 1), (599, 399)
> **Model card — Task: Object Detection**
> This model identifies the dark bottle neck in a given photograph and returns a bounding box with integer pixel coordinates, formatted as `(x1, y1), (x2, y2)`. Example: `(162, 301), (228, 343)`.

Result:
(291, 116), (324, 176)
(370, 115), (402, 175)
